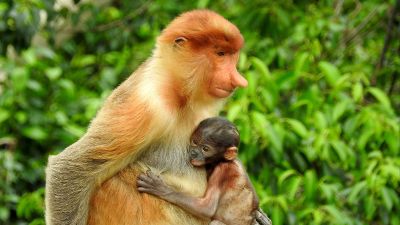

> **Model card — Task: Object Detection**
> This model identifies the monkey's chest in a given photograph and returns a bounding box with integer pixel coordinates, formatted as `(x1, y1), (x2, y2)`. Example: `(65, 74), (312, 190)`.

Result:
(135, 141), (208, 197)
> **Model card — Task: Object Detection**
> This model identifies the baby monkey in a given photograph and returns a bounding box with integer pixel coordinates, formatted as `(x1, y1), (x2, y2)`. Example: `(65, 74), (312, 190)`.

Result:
(137, 117), (272, 225)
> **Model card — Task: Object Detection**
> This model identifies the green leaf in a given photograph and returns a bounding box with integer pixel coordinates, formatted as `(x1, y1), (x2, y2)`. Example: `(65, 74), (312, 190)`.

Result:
(0, 108), (10, 124)
(227, 102), (243, 121)
(45, 67), (62, 80)
(251, 112), (283, 159)
(314, 111), (327, 130)
(332, 101), (347, 122)
(330, 140), (347, 161)
(71, 55), (96, 67)
(197, 0), (210, 8)
(304, 170), (317, 204)
(285, 118), (308, 137)
(238, 52), (247, 71)
(367, 87), (392, 110)
(287, 176), (302, 201)
(294, 52), (308, 75)
(271, 206), (284, 225)
(278, 170), (297, 189)
(246, 71), (257, 97)
(250, 57), (272, 80)
(64, 124), (85, 137)
(22, 127), (48, 141)
(352, 82), (363, 102)
(348, 181), (367, 203)
(318, 61), (340, 87)
(260, 89), (276, 111)
(322, 205), (350, 224)
(0, 207), (9, 221)
(11, 67), (29, 91)
(365, 195), (376, 220)
(381, 187), (393, 211)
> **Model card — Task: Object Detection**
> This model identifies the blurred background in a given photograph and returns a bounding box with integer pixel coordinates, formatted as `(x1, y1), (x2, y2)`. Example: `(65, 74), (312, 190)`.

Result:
(0, 0), (399, 224)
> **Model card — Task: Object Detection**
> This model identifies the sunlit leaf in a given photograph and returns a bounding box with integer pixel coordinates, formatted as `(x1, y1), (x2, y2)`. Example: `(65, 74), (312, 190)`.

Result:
(22, 127), (47, 141)
(285, 118), (308, 137)
(352, 82), (363, 102)
(250, 57), (272, 81)
(271, 206), (284, 225)
(278, 170), (297, 189)
(287, 176), (302, 201)
(381, 187), (393, 211)
(365, 195), (376, 220)
(304, 170), (317, 204)
(348, 181), (367, 203)
(0, 108), (10, 124)
(314, 111), (327, 130)
(367, 87), (392, 110)
(322, 205), (351, 224)
(332, 101), (347, 122)
(45, 67), (62, 80)
(318, 61), (340, 87)
(226, 102), (242, 121)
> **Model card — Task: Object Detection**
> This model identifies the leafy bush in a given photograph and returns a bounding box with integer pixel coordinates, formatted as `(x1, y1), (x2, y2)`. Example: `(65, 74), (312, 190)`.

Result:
(0, 0), (399, 224)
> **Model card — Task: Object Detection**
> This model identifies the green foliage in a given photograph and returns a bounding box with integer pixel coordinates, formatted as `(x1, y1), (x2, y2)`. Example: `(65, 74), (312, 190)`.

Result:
(0, 0), (399, 224)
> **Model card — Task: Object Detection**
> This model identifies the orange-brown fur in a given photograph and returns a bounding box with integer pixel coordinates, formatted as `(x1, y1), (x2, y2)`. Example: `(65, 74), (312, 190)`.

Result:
(45, 10), (246, 225)
(88, 167), (168, 225)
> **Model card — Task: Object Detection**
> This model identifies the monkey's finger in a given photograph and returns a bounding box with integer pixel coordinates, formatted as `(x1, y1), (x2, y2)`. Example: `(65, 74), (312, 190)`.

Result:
(138, 174), (154, 183)
(136, 179), (154, 188)
(138, 187), (159, 196)
(145, 170), (155, 177)
(146, 171), (162, 181)
(138, 187), (153, 193)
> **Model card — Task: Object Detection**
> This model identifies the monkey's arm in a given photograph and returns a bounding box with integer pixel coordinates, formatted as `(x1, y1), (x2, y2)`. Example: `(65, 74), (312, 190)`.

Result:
(137, 171), (221, 219)
(46, 90), (160, 225)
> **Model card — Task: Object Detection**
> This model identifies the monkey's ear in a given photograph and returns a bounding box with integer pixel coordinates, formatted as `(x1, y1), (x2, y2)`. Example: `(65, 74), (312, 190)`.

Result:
(174, 37), (188, 46)
(224, 146), (238, 161)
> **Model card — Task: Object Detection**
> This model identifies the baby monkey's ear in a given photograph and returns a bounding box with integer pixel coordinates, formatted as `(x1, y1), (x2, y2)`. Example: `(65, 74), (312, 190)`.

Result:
(224, 146), (238, 161)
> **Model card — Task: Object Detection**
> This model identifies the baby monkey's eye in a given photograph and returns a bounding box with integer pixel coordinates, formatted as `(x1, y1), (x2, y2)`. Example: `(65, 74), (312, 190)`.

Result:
(202, 146), (210, 152)
(191, 139), (198, 146)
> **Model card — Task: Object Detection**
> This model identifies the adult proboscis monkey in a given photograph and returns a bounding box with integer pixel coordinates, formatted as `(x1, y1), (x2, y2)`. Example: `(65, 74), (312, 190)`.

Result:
(45, 9), (247, 225)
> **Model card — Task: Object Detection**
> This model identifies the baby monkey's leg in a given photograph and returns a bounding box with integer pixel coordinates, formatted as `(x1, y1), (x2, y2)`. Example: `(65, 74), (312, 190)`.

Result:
(255, 209), (272, 225)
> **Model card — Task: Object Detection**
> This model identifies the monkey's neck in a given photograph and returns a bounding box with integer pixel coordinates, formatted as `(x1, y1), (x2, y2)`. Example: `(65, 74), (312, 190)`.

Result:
(150, 56), (224, 115)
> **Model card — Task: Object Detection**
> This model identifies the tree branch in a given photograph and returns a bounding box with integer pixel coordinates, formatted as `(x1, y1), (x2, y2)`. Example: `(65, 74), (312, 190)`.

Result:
(372, 0), (400, 86)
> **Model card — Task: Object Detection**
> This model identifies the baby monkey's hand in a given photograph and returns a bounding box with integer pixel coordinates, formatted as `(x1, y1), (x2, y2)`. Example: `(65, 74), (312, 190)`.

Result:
(137, 170), (174, 198)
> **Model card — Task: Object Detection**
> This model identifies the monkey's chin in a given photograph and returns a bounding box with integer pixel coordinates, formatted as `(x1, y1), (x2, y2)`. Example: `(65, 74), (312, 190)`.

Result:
(190, 160), (205, 167)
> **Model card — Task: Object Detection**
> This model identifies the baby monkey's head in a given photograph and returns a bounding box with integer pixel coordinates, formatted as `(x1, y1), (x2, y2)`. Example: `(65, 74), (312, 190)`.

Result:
(189, 117), (240, 166)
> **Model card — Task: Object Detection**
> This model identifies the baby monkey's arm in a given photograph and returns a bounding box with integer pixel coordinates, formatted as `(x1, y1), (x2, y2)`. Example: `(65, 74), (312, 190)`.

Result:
(137, 171), (220, 219)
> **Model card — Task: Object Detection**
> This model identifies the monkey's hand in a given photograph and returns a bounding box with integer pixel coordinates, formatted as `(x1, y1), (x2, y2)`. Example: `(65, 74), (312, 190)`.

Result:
(137, 170), (175, 198)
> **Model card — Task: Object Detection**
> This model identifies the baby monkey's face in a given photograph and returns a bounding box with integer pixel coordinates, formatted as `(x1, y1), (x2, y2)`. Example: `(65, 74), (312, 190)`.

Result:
(188, 117), (240, 167)
(189, 135), (225, 166)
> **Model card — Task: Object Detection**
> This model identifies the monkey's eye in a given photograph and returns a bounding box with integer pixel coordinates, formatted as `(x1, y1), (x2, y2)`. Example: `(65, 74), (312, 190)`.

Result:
(202, 146), (210, 152)
(216, 51), (225, 56)
(191, 139), (198, 146)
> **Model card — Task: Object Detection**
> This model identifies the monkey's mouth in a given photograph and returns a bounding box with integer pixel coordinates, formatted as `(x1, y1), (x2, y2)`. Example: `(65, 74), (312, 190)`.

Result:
(190, 159), (205, 167)
(213, 87), (234, 98)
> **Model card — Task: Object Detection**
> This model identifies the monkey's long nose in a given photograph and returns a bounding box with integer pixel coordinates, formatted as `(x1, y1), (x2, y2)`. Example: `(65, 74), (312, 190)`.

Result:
(231, 70), (248, 88)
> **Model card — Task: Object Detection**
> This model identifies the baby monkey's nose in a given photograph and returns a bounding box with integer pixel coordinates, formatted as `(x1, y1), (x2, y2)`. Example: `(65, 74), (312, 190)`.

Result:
(190, 150), (198, 158)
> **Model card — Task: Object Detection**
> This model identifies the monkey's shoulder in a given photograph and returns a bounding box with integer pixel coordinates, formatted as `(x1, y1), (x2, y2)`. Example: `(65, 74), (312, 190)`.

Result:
(210, 160), (249, 189)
